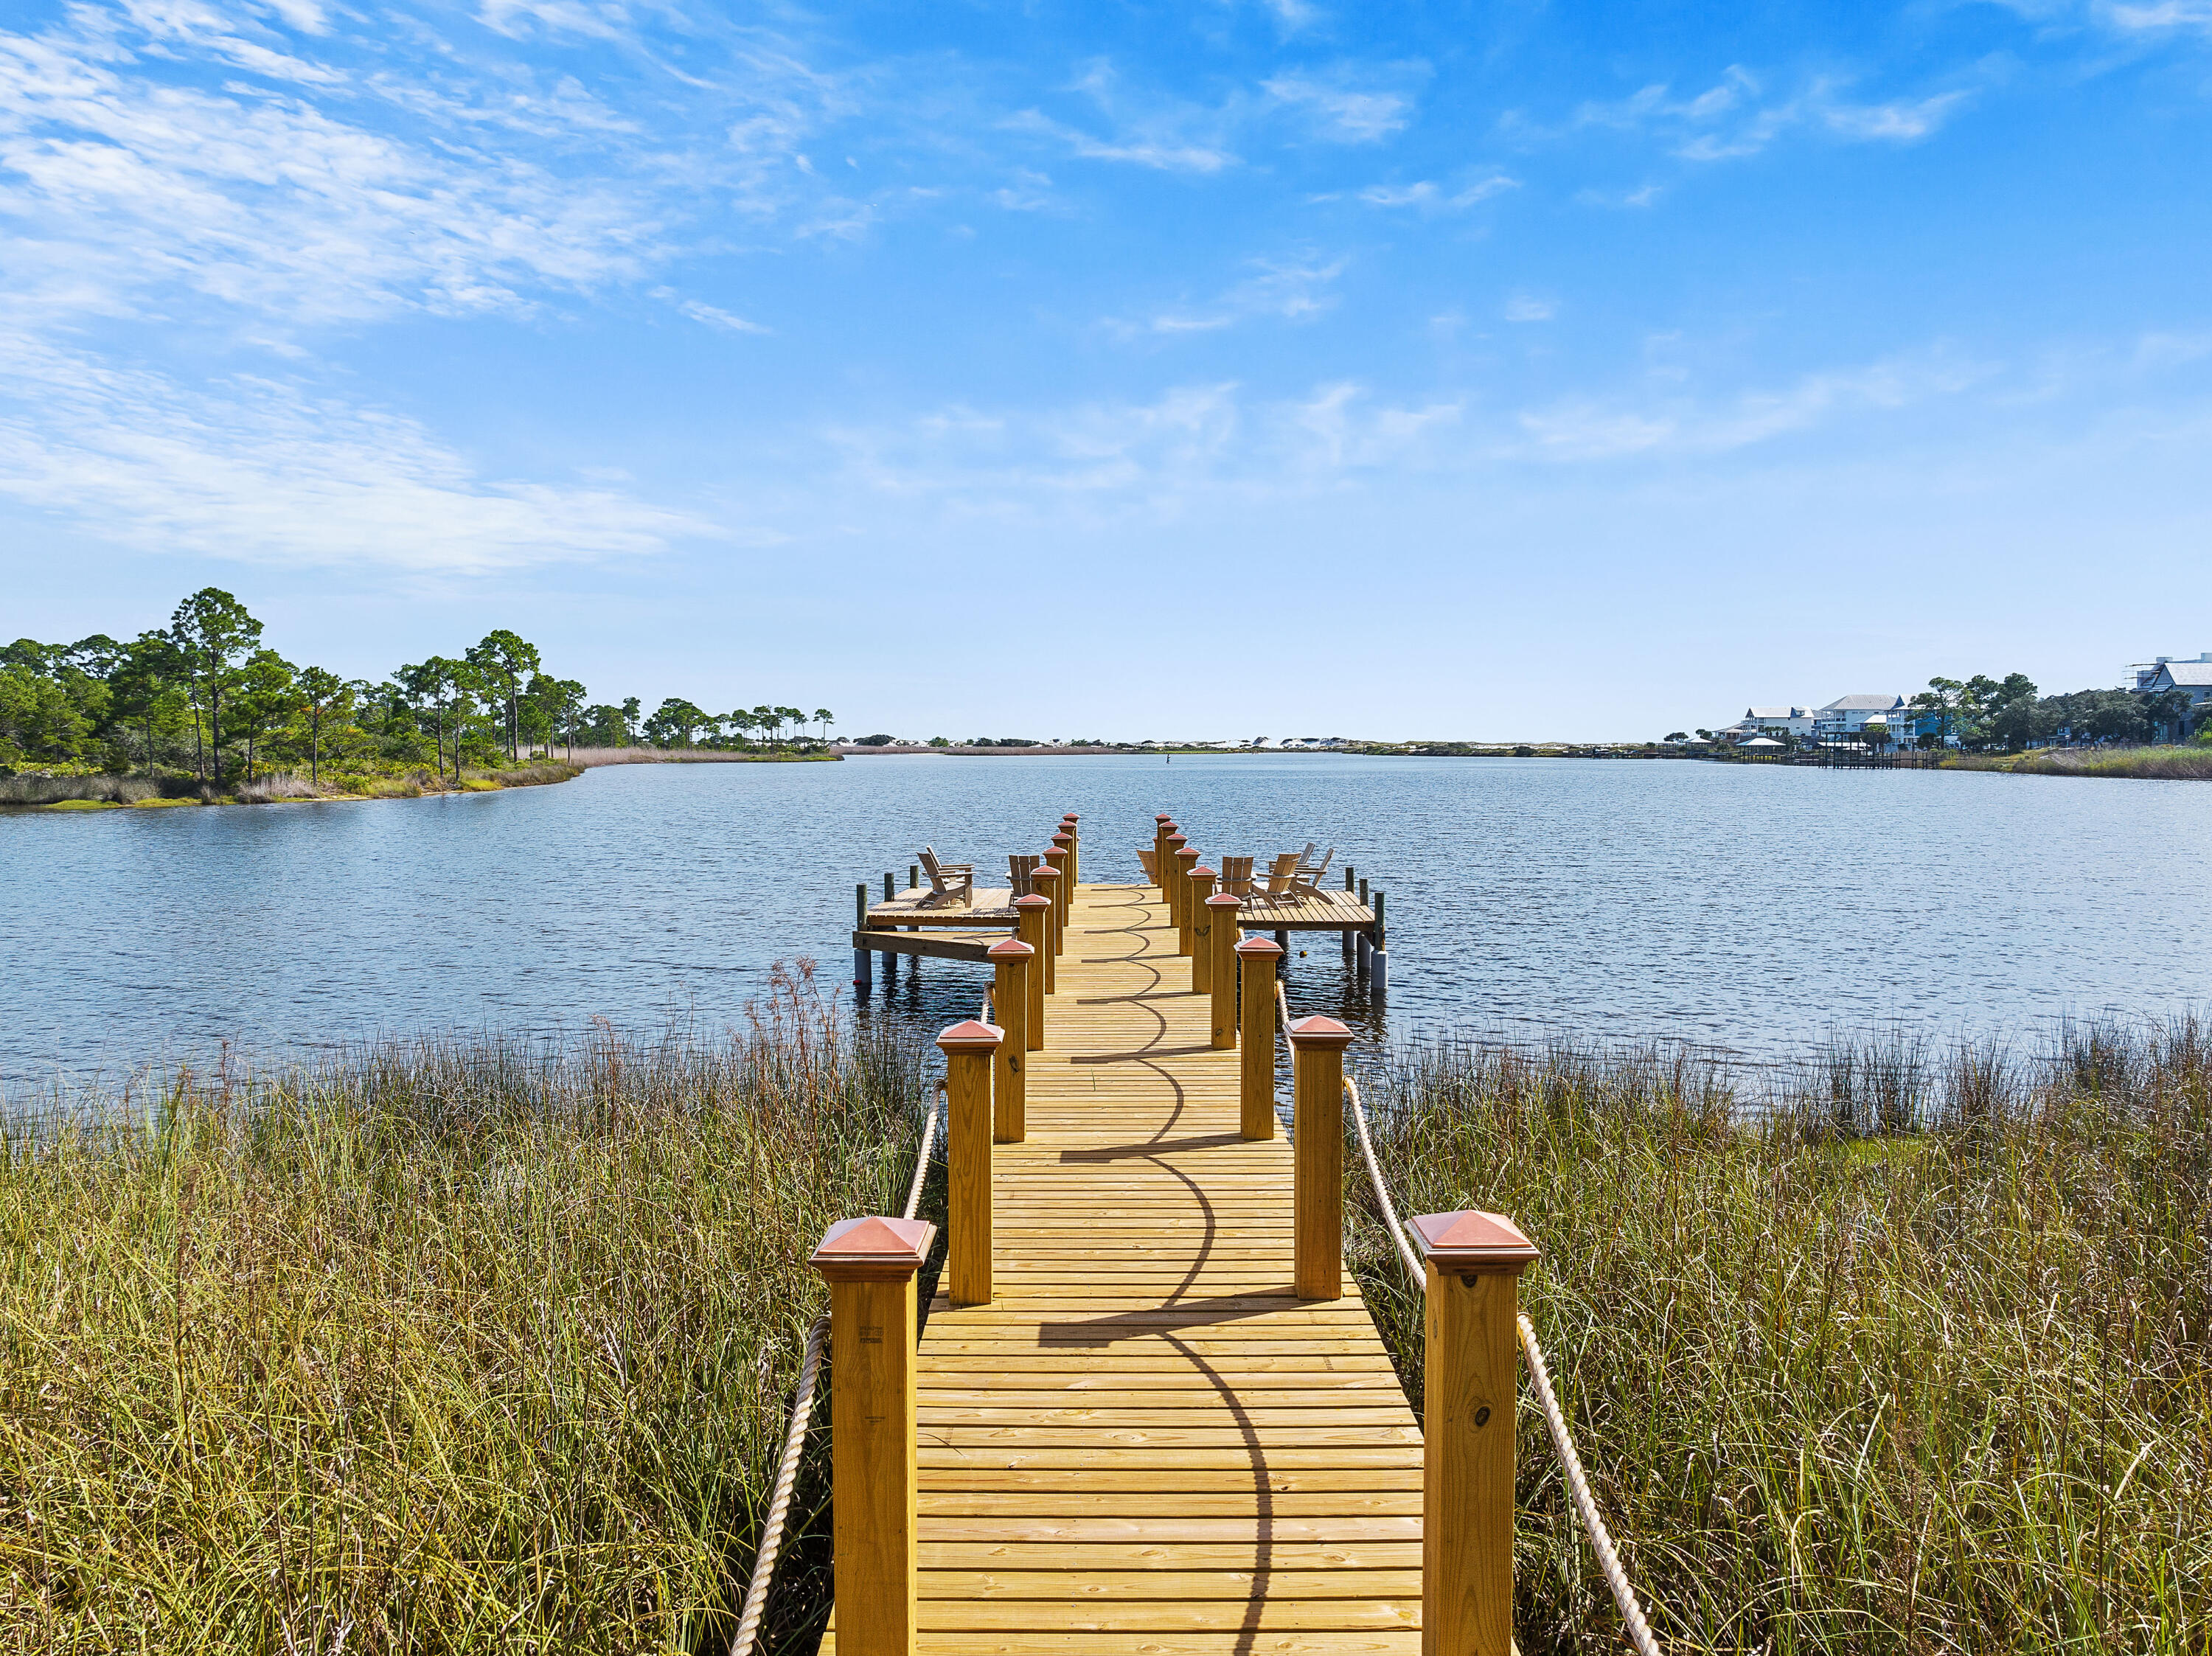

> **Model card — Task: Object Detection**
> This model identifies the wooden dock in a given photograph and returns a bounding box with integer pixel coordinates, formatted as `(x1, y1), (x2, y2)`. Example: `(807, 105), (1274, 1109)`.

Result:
(821, 877), (1424, 1655)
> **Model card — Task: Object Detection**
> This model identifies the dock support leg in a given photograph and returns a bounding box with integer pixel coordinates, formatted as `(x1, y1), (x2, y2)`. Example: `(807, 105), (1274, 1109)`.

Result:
(988, 940), (1032, 1143)
(854, 883), (873, 988)
(1411, 1210), (1540, 1656)
(810, 1212), (933, 1656)
(1289, 1016), (1352, 1300)
(941, 1021), (1001, 1307)
(1357, 930), (1371, 974)
(1236, 936), (1282, 1138)
(1372, 945), (1388, 995)
(1275, 928), (1288, 956)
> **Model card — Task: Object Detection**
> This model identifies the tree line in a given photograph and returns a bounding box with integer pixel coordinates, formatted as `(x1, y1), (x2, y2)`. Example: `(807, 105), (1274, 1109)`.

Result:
(1687, 673), (2199, 753)
(1, 588), (835, 787)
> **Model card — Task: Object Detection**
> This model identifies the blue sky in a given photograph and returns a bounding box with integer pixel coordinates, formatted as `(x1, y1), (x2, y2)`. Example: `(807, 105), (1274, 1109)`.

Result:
(3, 0), (2209, 740)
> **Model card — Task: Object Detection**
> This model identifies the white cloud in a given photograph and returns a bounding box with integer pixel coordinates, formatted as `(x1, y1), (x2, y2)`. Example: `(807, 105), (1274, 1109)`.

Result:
(1503, 294), (1556, 322)
(1539, 65), (1977, 164)
(1263, 73), (1416, 143)
(656, 291), (771, 333)
(2105, 0), (2212, 32)
(0, 336), (715, 571)
(1114, 251), (1347, 336)
(1353, 173), (1515, 211)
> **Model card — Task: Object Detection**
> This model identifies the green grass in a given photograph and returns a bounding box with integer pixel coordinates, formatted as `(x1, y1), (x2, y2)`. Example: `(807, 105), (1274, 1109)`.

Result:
(0, 971), (931, 1655)
(1352, 1025), (2212, 1655)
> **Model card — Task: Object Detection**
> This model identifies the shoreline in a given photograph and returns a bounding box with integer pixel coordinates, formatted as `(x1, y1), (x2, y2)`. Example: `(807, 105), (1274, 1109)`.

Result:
(1, 762), (588, 812)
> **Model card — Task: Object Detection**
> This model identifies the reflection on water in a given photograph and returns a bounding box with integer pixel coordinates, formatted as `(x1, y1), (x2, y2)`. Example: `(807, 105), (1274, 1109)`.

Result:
(3, 754), (2208, 1094)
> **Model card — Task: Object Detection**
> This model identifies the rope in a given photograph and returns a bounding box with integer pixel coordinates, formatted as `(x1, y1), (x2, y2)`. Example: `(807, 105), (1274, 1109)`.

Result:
(1518, 1312), (1663, 1656)
(728, 1082), (942, 1656)
(1338, 1071), (1662, 1656)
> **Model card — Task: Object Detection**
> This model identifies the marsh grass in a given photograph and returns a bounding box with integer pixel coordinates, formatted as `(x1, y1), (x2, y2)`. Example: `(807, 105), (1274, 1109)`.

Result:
(0, 970), (931, 1655)
(2011, 747), (2212, 781)
(1353, 1023), (2212, 1655)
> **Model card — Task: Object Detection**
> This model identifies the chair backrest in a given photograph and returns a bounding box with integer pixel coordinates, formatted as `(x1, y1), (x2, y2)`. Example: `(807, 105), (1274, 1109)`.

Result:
(1009, 853), (1040, 897)
(1138, 849), (1158, 879)
(1220, 854), (1253, 895)
(1261, 854), (1298, 895)
(1305, 847), (1334, 883)
(919, 846), (951, 893)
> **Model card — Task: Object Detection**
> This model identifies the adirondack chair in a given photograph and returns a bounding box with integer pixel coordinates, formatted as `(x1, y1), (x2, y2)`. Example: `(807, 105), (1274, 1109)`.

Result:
(1251, 853), (1301, 904)
(918, 846), (975, 908)
(1219, 855), (1255, 897)
(1287, 846), (1335, 897)
(1008, 853), (1040, 899)
(1138, 849), (1159, 881)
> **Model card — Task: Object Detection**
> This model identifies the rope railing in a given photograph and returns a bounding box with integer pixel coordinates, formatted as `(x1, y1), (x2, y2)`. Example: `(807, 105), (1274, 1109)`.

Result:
(1338, 1069), (1662, 1656)
(726, 1080), (942, 1656)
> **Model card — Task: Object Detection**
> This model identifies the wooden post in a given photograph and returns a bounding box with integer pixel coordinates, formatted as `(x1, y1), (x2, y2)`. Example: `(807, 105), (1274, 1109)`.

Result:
(1206, 892), (1239, 1049)
(1345, 864), (1355, 892)
(1153, 816), (1174, 890)
(854, 882), (872, 987)
(1014, 896), (1050, 1049)
(1188, 866), (1217, 993)
(810, 1213), (935, 1656)
(1060, 815), (1079, 888)
(1174, 845), (1200, 954)
(1235, 936), (1281, 1138)
(1163, 833), (1189, 934)
(909, 863), (918, 894)
(1288, 1015), (1352, 1300)
(1410, 1209), (1541, 1656)
(940, 1020), (1001, 1307)
(987, 940), (1032, 1143)
(1029, 865), (1061, 989)
(884, 872), (895, 902)
(1043, 841), (1071, 930)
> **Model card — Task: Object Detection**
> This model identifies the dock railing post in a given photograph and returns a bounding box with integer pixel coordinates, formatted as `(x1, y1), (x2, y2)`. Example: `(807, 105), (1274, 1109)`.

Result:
(1409, 1209), (1541, 1656)
(1029, 865), (1062, 988)
(1235, 937), (1281, 1137)
(1289, 1015), (1352, 1299)
(1154, 816), (1174, 890)
(854, 882), (872, 988)
(1188, 866), (1217, 992)
(1164, 832), (1189, 934)
(1060, 815), (1079, 888)
(940, 1020), (1002, 1307)
(1045, 839), (1071, 929)
(810, 1213), (934, 1656)
(1207, 893), (1240, 1049)
(1174, 845), (1201, 953)
(987, 940), (1032, 1143)
(1015, 895), (1050, 1048)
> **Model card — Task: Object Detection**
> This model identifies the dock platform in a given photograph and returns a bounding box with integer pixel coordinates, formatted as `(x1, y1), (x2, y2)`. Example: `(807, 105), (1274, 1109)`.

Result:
(821, 877), (1422, 1654)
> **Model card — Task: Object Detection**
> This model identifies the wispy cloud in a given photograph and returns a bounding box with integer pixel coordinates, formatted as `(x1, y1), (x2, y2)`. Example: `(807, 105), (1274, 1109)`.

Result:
(1349, 173), (1516, 211)
(1516, 64), (1981, 164)
(1111, 251), (1347, 336)
(0, 336), (715, 571)
(1262, 70), (1420, 143)
(1008, 60), (1242, 173)
(1503, 293), (1557, 322)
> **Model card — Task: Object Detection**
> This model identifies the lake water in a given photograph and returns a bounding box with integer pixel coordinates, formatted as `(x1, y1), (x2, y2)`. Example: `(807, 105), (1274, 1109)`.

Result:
(4, 754), (2208, 1099)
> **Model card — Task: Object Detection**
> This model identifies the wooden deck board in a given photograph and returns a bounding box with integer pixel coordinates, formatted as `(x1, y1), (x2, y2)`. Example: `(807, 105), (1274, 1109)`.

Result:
(827, 875), (1423, 1653)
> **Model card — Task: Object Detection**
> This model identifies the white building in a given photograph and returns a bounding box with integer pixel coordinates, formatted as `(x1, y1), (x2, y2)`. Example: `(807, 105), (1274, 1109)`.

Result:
(2132, 654), (2212, 737)
(1814, 694), (1908, 743)
(1722, 706), (1815, 742)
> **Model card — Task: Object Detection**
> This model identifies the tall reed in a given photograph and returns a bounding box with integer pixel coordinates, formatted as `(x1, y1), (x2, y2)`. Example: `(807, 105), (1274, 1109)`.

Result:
(0, 969), (930, 1655)
(1354, 1022), (2211, 1656)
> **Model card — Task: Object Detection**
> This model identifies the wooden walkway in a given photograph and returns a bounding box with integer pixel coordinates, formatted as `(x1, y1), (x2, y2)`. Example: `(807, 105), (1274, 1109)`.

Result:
(823, 880), (1422, 1655)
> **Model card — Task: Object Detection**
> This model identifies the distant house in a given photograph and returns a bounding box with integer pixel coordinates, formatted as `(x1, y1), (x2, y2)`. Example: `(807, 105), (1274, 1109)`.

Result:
(1722, 706), (1815, 742)
(1814, 694), (1907, 745)
(2132, 653), (2212, 740)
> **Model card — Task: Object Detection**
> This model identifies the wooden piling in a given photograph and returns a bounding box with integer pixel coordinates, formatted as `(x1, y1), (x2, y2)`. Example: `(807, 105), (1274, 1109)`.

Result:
(1206, 891), (1239, 1049)
(1152, 816), (1174, 891)
(1234, 936), (1281, 1138)
(987, 939), (1032, 1143)
(1174, 845), (1200, 954)
(1163, 832), (1189, 934)
(1411, 1208), (1541, 1656)
(810, 1214), (934, 1656)
(940, 1020), (1001, 1308)
(1043, 841), (1071, 930)
(1188, 866), (1217, 993)
(1288, 1015), (1352, 1300)
(1029, 865), (1061, 991)
(1014, 895), (1049, 1049)
(854, 882), (872, 987)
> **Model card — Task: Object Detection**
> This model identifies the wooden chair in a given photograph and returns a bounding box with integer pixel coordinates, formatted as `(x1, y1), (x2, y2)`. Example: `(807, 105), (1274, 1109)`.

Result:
(1220, 855), (1255, 897)
(1251, 853), (1301, 905)
(1287, 846), (1335, 897)
(1008, 853), (1040, 898)
(1138, 849), (1159, 882)
(918, 846), (975, 908)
